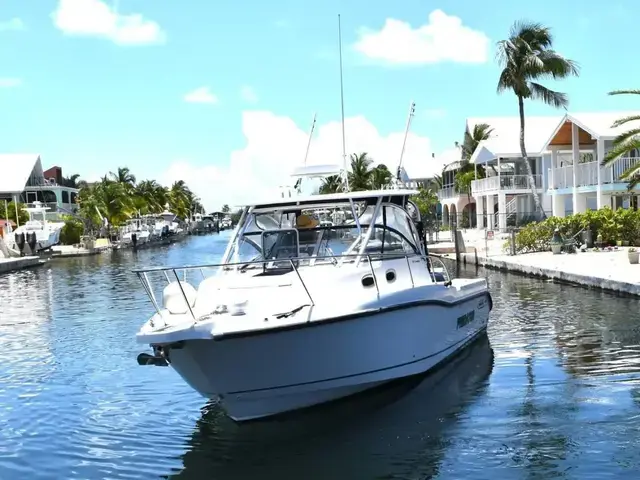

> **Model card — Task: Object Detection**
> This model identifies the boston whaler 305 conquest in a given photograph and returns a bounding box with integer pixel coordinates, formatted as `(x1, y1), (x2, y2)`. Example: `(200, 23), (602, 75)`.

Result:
(133, 189), (493, 421)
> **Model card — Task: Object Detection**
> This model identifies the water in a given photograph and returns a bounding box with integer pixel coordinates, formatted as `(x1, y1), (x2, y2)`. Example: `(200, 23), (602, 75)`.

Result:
(1, 233), (640, 479)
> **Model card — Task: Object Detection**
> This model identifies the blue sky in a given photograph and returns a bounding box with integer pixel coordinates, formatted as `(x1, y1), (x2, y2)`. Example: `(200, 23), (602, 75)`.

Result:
(1, 0), (639, 209)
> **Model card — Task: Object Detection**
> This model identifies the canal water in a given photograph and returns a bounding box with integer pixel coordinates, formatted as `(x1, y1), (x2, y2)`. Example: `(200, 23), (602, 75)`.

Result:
(1, 233), (640, 479)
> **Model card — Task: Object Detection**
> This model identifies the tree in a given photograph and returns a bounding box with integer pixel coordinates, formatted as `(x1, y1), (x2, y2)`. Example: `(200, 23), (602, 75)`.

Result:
(602, 90), (640, 189)
(496, 21), (579, 218)
(411, 187), (439, 230)
(6, 201), (29, 225)
(319, 175), (343, 194)
(348, 152), (374, 191)
(221, 204), (230, 213)
(370, 164), (393, 189)
(461, 123), (494, 160)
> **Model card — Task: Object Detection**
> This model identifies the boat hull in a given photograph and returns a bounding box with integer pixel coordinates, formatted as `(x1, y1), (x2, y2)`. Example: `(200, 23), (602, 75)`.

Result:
(164, 293), (491, 421)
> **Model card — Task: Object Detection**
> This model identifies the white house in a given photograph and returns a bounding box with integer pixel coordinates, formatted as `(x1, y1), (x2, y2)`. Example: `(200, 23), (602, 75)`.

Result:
(438, 112), (640, 231)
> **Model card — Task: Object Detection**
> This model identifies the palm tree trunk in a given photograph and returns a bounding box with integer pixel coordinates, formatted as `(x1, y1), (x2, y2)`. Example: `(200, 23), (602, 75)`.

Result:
(518, 95), (547, 219)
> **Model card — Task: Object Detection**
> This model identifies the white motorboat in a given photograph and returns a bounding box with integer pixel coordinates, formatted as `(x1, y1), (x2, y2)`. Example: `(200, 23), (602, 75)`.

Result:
(133, 188), (493, 422)
(8, 202), (63, 253)
(121, 218), (152, 247)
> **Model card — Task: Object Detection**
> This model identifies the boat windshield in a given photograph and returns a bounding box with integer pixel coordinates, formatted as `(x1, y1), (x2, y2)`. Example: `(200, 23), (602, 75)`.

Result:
(228, 201), (422, 268)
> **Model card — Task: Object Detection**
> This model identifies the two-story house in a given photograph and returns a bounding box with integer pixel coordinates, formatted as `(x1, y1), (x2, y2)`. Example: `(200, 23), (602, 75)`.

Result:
(439, 112), (640, 232)
(0, 154), (79, 220)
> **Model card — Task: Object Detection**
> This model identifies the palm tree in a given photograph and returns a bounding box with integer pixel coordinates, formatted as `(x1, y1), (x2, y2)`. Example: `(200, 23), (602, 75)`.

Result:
(461, 123), (494, 160)
(370, 164), (393, 189)
(348, 152), (373, 191)
(110, 167), (137, 194)
(319, 175), (343, 194)
(496, 21), (579, 218)
(602, 90), (640, 189)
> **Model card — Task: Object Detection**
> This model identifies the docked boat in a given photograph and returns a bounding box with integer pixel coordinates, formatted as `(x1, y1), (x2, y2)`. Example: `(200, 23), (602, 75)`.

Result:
(8, 202), (64, 254)
(133, 188), (493, 422)
(120, 218), (153, 248)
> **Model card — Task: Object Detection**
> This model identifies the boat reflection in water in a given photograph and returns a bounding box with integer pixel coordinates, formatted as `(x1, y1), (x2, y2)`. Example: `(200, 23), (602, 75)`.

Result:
(172, 334), (494, 479)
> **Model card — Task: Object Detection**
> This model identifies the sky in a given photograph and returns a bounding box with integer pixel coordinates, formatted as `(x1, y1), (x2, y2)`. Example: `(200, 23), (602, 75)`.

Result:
(1, 0), (640, 211)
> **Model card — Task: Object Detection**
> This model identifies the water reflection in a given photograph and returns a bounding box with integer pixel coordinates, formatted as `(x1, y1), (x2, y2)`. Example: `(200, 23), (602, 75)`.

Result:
(3, 237), (640, 478)
(172, 335), (494, 479)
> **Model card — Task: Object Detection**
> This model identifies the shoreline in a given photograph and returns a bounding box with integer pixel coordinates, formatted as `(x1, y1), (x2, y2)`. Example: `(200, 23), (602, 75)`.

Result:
(0, 256), (44, 275)
(447, 251), (640, 297)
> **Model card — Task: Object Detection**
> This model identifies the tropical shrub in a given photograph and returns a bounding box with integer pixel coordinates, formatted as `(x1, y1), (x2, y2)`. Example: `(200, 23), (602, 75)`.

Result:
(60, 218), (85, 245)
(513, 207), (640, 253)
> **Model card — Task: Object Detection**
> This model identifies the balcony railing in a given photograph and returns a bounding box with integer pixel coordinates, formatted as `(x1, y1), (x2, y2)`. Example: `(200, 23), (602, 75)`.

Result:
(437, 186), (459, 199)
(548, 157), (640, 189)
(471, 174), (542, 195)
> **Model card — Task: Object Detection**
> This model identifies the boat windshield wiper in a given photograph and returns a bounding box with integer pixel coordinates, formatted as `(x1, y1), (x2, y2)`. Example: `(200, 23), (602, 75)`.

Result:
(273, 304), (310, 319)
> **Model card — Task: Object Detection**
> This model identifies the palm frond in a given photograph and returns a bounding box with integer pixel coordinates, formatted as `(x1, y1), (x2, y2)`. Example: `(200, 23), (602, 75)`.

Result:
(602, 136), (640, 166)
(608, 90), (640, 96)
(529, 82), (568, 109)
(611, 115), (640, 129)
(618, 163), (640, 190)
(612, 126), (640, 145)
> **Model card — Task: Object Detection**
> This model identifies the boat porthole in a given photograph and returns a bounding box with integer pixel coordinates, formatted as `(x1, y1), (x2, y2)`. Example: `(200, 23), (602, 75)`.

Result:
(361, 275), (375, 288)
(385, 269), (396, 283)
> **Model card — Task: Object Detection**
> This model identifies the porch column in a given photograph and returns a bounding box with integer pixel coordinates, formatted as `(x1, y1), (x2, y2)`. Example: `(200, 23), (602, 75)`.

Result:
(571, 123), (580, 215)
(550, 149), (558, 190)
(552, 194), (565, 217)
(596, 138), (604, 209)
(475, 196), (484, 230)
(487, 194), (495, 230)
(498, 192), (507, 231)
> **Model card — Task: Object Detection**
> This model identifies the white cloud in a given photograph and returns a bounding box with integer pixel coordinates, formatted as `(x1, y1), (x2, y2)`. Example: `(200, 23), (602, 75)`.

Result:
(184, 87), (218, 104)
(353, 9), (489, 65)
(51, 0), (166, 46)
(0, 18), (25, 31)
(159, 111), (456, 211)
(240, 85), (258, 104)
(0, 78), (21, 88)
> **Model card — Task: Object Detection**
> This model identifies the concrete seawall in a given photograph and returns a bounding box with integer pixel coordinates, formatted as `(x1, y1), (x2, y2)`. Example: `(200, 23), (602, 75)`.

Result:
(0, 256), (44, 275)
(459, 250), (640, 297)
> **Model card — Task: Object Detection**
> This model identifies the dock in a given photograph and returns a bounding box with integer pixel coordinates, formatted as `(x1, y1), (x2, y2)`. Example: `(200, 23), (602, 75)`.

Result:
(0, 256), (44, 274)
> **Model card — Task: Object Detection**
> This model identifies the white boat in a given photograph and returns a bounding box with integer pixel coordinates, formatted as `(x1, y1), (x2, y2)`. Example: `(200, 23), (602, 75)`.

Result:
(133, 188), (493, 422)
(121, 218), (152, 247)
(8, 201), (64, 253)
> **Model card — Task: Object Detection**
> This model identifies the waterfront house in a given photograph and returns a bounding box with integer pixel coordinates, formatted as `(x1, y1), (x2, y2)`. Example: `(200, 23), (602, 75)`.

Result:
(0, 154), (79, 221)
(438, 112), (640, 231)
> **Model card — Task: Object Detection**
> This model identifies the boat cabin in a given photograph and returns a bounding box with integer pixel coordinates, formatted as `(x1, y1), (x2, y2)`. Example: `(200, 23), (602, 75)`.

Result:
(223, 189), (427, 271)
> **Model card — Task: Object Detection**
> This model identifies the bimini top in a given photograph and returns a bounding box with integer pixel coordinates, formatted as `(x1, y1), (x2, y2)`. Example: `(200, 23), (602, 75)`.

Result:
(239, 188), (419, 211)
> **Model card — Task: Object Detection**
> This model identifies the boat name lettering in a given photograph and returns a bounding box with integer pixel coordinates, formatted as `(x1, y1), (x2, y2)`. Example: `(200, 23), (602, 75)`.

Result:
(456, 311), (475, 329)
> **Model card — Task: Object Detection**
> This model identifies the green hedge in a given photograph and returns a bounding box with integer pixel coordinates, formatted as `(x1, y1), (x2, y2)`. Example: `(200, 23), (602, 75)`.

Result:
(514, 207), (640, 253)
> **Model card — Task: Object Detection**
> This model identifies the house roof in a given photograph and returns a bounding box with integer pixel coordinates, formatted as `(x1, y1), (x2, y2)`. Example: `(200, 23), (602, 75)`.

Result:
(466, 116), (563, 164)
(0, 154), (43, 194)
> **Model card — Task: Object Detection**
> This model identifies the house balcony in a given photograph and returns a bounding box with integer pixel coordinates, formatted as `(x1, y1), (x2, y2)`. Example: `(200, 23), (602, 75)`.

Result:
(471, 174), (543, 196)
(548, 157), (640, 190)
(438, 186), (460, 200)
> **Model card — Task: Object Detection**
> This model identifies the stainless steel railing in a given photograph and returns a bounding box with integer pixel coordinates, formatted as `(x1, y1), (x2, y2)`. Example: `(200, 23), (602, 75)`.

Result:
(133, 253), (452, 324)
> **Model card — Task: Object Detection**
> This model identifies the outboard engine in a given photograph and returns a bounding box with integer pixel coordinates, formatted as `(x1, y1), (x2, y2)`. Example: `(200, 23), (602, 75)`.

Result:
(131, 233), (138, 247)
(162, 225), (170, 238)
(27, 232), (37, 254)
(14, 232), (25, 255)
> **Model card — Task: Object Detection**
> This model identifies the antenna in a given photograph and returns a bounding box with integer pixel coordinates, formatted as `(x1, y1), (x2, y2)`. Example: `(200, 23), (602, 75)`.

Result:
(338, 14), (350, 191)
(396, 100), (416, 183)
(303, 113), (317, 165)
